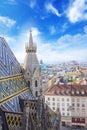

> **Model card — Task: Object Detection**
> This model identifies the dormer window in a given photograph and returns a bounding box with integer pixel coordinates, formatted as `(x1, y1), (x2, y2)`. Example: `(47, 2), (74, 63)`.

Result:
(57, 91), (59, 94)
(72, 91), (74, 94)
(76, 91), (79, 94)
(61, 90), (64, 94)
(81, 91), (84, 95)
(66, 91), (69, 94)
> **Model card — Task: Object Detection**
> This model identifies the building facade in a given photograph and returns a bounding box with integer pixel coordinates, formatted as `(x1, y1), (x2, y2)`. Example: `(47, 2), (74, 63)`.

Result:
(45, 84), (87, 128)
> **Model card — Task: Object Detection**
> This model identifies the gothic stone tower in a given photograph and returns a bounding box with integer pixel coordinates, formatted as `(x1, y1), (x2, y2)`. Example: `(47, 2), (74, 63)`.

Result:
(23, 30), (42, 99)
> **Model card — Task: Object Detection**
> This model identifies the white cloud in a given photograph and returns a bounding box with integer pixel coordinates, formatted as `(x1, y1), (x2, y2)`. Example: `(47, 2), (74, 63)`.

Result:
(29, 0), (36, 8)
(4, 0), (17, 5)
(5, 26), (87, 64)
(37, 42), (87, 63)
(84, 25), (87, 33)
(45, 3), (61, 17)
(38, 32), (87, 63)
(0, 16), (16, 27)
(5, 27), (41, 63)
(5, 36), (16, 44)
(67, 0), (87, 23)
(49, 25), (56, 35)
(57, 34), (81, 45)
(43, 49), (86, 63)
(62, 23), (68, 32)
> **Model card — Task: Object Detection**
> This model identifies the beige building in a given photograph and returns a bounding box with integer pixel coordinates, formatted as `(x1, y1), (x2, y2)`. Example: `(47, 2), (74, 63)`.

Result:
(23, 30), (42, 98)
(45, 84), (87, 128)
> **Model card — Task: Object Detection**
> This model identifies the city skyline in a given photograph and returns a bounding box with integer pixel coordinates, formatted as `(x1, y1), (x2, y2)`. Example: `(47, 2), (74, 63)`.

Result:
(0, 0), (87, 63)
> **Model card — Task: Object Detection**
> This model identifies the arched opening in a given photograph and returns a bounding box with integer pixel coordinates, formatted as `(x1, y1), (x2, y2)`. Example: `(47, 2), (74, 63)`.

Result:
(35, 91), (38, 97)
(28, 81), (30, 87)
(35, 80), (38, 87)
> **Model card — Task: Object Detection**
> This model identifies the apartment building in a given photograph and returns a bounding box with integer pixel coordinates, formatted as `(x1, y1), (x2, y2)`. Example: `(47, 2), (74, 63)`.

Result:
(44, 84), (87, 128)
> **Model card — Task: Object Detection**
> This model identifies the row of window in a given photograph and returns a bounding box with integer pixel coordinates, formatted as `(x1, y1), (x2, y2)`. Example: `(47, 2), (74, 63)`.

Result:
(48, 102), (85, 109)
(48, 97), (70, 102)
(47, 97), (86, 103)
(52, 106), (85, 115)
(72, 98), (85, 102)
(52, 107), (70, 116)
(49, 102), (70, 106)
(48, 104), (85, 112)
(72, 107), (85, 111)
(72, 103), (85, 107)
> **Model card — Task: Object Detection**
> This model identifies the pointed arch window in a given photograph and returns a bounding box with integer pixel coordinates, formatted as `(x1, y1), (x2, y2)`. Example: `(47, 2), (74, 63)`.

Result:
(35, 80), (38, 87)
(35, 91), (38, 97)
(28, 81), (30, 88)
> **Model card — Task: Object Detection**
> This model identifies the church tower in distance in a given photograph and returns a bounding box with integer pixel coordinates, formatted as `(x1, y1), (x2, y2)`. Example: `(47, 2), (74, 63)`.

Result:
(23, 30), (42, 99)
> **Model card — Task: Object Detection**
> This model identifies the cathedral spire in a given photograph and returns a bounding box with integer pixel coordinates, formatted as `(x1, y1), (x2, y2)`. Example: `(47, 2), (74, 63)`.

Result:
(23, 29), (42, 98)
(29, 29), (33, 47)
(25, 29), (37, 53)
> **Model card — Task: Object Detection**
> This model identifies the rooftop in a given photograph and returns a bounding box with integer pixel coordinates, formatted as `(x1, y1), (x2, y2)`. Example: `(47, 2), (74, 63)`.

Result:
(45, 84), (87, 96)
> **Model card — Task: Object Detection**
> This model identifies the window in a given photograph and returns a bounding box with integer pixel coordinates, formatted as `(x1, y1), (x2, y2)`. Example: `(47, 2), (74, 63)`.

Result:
(67, 98), (69, 102)
(62, 108), (65, 111)
(82, 104), (85, 107)
(81, 118), (85, 122)
(72, 98), (75, 102)
(48, 97), (50, 101)
(81, 91), (85, 94)
(35, 91), (38, 97)
(27, 72), (29, 75)
(72, 108), (75, 111)
(53, 107), (55, 110)
(67, 113), (69, 116)
(81, 98), (85, 102)
(77, 98), (80, 102)
(76, 91), (79, 94)
(35, 80), (38, 87)
(72, 91), (74, 94)
(62, 98), (64, 101)
(53, 98), (55, 101)
(28, 81), (30, 87)
(82, 108), (85, 111)
(47, 102), (50, 105)
(53, 102), (55, 105)
(77, 103), (80, 107)
(72, 118), (75, 121)
(62, 113), (65, 116)
(72, 103), (75, 106)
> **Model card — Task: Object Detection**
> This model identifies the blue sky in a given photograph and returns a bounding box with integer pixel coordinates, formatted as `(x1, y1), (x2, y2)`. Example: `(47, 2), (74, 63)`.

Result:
(0, 0), (87, 64)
